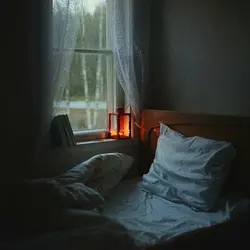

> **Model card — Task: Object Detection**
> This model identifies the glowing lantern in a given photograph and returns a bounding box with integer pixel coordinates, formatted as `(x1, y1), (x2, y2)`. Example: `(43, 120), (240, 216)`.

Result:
(108, 107), (131, 139)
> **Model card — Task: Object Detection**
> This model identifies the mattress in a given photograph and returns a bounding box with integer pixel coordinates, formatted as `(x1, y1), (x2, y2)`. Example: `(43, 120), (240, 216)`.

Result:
(102, 178), (250, 246)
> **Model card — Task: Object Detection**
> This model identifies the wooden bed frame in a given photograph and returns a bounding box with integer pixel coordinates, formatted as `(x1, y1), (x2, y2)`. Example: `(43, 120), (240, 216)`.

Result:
(140, 109), (250, 196)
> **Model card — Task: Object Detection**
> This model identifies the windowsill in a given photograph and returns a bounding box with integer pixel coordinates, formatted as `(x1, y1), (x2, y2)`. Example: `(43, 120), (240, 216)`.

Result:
(76, 138), (116, 145)
(75, 137), (138, 149)
(74, 129), (108, 143)
(74, 130), (136, 146)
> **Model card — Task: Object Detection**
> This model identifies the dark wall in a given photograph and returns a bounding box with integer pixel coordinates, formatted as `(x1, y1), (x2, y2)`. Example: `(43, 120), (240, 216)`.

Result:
(5, 1), (50, 178)
(134, 0), (152, 108)
(146, 0), (166, 108)
(148, 0), (250, 116)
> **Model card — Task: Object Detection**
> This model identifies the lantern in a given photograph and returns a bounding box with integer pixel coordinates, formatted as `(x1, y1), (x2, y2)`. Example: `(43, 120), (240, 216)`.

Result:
(108, 107), (131, 139)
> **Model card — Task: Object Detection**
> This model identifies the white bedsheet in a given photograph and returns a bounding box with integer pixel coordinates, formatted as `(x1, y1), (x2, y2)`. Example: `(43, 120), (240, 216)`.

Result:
(102, 179), (248, 246)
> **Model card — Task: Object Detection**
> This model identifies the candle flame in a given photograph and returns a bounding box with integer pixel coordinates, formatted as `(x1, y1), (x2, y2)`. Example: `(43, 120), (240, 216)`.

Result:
(109, 119), (130, 138)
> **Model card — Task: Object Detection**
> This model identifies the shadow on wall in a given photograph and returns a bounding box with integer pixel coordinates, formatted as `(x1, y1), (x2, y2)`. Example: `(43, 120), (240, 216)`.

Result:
(148, 0), (250, 117)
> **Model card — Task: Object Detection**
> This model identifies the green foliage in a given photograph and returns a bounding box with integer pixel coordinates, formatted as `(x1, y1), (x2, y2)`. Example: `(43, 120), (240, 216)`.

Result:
(62, 3), (108, 101)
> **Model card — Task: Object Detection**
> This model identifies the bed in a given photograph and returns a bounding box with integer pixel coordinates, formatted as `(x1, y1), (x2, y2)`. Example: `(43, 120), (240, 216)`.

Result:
(101, 178), (249, 246)
(4, 110), (250, 249)
(100, 110), (250, 246)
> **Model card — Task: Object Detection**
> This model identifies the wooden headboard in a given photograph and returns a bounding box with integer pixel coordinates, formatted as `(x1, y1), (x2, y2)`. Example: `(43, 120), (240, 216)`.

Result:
(140, 109), (250, 195)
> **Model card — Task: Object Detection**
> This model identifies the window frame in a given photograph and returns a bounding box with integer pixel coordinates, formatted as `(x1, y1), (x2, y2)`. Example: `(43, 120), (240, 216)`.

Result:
(53, 2), (125, 142)
(70, 51), (126, 143)
(70, 48), (119, 142)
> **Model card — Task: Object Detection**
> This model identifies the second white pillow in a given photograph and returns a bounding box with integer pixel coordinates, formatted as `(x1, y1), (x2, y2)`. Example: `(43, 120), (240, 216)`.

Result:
(56, 153), (134, 197)
(85, 153), (134, 197)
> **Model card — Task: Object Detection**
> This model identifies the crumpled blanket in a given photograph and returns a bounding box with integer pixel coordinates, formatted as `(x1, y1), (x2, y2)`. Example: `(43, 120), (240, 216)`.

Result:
(1, 209), (138, 250)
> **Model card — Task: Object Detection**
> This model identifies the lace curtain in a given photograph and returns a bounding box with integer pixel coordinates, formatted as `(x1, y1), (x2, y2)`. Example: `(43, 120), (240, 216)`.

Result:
(34, 0), (80, 154)
(51, 0), (80, 114)
(107, 0), (150, 123)
(52, 0), (150, 123)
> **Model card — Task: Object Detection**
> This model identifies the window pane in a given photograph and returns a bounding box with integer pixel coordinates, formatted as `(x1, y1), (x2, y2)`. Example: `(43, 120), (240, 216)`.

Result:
(55, 53), (113, 131)
(76, 0), (109, 49)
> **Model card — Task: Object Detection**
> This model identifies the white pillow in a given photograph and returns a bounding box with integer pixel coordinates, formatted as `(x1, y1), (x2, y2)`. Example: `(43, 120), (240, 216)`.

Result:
(139, 123), (236, 211)
(85, 153), (134, 197)
(54, 155), (103, 185)
(55, 153), (134, 197)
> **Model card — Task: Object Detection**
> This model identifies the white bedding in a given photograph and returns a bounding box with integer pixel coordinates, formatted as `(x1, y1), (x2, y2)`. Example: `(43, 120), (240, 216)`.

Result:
(3, 178), (249, 249)
(102, 178), (249, 246)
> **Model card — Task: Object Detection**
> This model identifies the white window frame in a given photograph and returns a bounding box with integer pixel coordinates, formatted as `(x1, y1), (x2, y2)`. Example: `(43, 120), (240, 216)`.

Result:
(51, 1), (126, 143)
(72, 49), (119, 142)
(57, 4), (125, 143)
(70, 5), (120, 143)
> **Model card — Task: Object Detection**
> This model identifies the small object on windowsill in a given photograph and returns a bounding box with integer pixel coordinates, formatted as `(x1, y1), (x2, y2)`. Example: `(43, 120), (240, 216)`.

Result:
(108, 107), (131, 140)
(50, 114), (76, 148)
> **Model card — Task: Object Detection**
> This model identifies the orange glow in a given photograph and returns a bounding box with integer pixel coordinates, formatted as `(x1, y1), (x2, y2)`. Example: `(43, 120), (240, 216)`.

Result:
(111, 130), (129, 136)
(110, 130), (117, 136)
(123, 128), (130, 136)
(110, 122), (130, 137)
(108, 112), (131, 139)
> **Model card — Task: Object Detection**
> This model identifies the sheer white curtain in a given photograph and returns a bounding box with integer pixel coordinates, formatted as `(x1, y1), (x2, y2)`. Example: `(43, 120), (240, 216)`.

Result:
(32, 0), (80, 166)
(34, 0), (81, 156)
(107, 0), (146, 123)
(51, 0), (80, 113)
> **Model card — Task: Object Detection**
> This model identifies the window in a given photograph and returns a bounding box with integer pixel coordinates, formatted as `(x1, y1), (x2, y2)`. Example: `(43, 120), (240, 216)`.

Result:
(54, 0), (122, 141)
